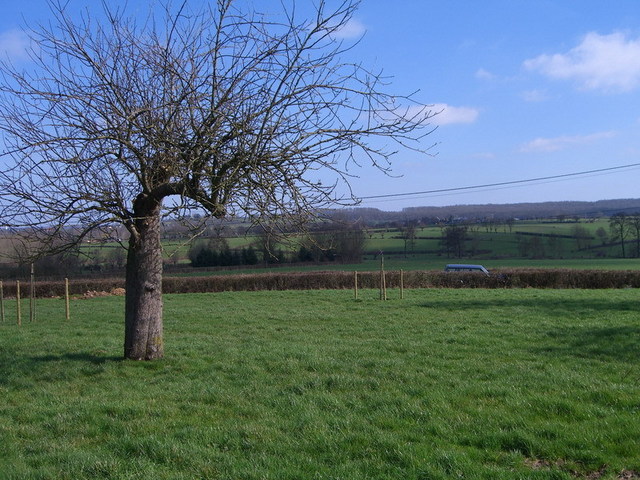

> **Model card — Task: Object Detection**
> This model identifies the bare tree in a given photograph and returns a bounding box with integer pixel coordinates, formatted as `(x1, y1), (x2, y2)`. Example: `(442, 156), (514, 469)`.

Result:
(441, 225), (467, 258)
(506, 217), (515, 233)
(609, 213), (630, 258)
(595, 226), (608, 246)
(402, 221), (417, 257)
(0, 0), (436, 359)
(571, 224), (592, 251)
(627, 214), (640, 258)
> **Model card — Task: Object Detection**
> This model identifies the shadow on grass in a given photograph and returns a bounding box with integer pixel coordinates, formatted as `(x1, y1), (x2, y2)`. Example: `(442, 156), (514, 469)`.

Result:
(534, 325), (640, 363)
(419, 296), (640, 363)
(30, 352), (124, 364)
(420, 296), (638, 317)
(0, 351), (124, 389)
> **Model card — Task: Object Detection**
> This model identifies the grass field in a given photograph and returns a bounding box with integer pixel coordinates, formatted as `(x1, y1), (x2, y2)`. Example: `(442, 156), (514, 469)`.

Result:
(170, 256), (640, 278)
(72, 217), (629, 270)
(1, 289), (639, 479)
(364, 256), (640, 272)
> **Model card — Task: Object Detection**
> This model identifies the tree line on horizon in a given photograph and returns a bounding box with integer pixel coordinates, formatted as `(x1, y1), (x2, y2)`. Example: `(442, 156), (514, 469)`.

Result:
(335, 198), (640, 224)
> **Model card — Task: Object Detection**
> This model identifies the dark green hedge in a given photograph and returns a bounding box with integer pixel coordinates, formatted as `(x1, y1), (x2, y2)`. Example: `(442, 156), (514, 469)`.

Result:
(164, 269), (640, 292)
(3, 269), (640, 297)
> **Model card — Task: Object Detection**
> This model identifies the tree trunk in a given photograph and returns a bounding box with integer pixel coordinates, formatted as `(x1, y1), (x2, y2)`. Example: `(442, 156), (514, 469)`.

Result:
(124, 197), (164, 360)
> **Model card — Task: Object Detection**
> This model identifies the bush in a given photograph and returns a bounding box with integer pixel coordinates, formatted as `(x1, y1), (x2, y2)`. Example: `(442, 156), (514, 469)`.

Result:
(188, 240), (259, 268)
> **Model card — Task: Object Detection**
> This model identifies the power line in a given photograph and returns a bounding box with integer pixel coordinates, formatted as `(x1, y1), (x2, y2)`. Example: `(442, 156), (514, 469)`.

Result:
(358, 162), (640, 201)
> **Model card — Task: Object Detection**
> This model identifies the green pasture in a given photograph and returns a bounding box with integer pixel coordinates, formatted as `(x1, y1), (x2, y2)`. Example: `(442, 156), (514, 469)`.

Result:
(364, 219), (617, 259)
(1, 289), (639, 479)
(169, 256), (640, 278)
(72, 218), (633, 273)
(361, 256), (640, 272)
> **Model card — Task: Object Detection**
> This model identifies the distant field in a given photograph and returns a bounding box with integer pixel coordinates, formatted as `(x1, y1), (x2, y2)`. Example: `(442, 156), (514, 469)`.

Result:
(72, 218), (628, 269)
(169, 257), (640, 278)
(1, 290), (638, 479)
(363, 218), (619, 259)
(360, 256), (640, 272)
(61, 217), (640, 280)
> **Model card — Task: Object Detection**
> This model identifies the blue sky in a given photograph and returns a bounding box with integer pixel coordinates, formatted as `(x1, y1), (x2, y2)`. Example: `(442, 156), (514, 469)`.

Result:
(2, 1), (640, 211)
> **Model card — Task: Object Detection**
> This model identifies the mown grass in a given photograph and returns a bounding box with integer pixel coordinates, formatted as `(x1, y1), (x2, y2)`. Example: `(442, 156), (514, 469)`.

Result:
(1, 289), (639, 479)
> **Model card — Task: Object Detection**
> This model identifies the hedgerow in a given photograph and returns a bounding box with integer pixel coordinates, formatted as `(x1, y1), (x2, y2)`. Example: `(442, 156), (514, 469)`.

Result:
(3, 269), (640, 297)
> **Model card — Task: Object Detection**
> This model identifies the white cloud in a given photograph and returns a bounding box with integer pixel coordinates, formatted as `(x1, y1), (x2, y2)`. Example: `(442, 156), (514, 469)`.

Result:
(472, 152), (496, 160)
(385, 103), (478, 127)
(332, 19), (366, 39)
(0, 29), (31, 61)
(524, 32), (640, 93)
(475, 68), (496, 81)
(431, 103), (479, 126)
(521, 89), (550, 102)
(520, 131), (616, 153)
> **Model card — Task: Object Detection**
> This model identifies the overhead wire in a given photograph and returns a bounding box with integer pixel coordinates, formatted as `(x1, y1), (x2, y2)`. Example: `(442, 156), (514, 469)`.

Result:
(357, 162), (640, 203)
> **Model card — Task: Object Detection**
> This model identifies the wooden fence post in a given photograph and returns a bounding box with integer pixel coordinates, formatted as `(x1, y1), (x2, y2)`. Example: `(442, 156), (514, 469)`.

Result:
(65, 278), (70, 321)
(0, 281), (4, 323)
(16, 281), (21, 326)
(379, 253), (387, 301)
(354, 271), (358, 300)
(30, 263), (35, 323)
(400, 269), (404, 300)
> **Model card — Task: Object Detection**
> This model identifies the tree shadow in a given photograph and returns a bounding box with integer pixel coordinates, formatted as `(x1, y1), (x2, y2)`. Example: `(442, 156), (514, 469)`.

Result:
(420, 296), (638, 318)
(30, 352), (123, 364)
(533, 325), (640, 363)
(420, 296), (640, 363)
(0, 351), (124, 388)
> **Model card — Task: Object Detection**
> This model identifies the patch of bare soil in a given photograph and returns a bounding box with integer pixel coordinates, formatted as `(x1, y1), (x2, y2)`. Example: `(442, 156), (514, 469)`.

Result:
(618, 471), (640, 480)
(525, 459), (639, 480)
(583, 465), (608, 479)
(525, 458), (558, 470)
(81, 287), (125, 299)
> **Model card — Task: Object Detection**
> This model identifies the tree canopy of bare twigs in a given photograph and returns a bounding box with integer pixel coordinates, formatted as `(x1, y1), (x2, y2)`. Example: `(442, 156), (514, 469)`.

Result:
(0, 0), (437, 359)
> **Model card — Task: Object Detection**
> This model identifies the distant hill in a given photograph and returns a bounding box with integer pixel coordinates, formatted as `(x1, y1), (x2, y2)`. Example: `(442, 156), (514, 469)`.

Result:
(333, 199), (640, 224)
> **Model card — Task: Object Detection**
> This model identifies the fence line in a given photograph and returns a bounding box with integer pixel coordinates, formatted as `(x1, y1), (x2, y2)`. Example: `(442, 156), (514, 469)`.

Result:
(0, 270), (73, 324)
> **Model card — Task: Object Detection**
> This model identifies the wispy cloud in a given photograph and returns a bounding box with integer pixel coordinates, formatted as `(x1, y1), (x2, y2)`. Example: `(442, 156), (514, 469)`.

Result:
(0, 29), (31, 61)
(472, 152), (496, 160)
(431, 103), (479, 126)
(475, 68), (496, 81)
(387, 103), (479, 127)
(520, 131), (616, 153)
(521, 89), (550, 102)
(524, 32), (640, 93)
(332, 19), (366, 39)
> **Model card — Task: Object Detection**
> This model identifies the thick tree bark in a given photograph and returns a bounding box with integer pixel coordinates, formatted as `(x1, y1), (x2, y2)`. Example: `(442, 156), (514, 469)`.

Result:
(124, 197), (164, 360)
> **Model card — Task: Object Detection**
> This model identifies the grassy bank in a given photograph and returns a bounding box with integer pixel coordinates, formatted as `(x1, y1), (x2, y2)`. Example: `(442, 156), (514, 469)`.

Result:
(1, 290), (639, 479)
